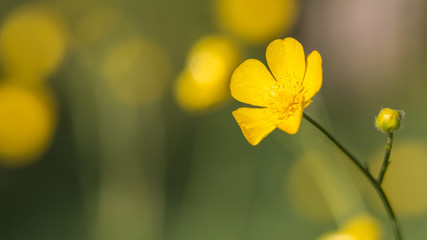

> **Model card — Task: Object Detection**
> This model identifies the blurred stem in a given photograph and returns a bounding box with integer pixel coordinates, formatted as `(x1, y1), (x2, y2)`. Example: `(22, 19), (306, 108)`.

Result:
(377, 133), (394, 185)
(303, 113), (403, 240)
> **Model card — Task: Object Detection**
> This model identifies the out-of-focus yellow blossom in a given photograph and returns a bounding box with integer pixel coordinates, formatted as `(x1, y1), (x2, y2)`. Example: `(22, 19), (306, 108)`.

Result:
(231, 37), (322, 145)
(0, 6), (67, 81)
(214, 0), (299, 44)
(174, 35), (240, 112)
(318, 214), (382, 240)
(101, 36), (171, 105)
(371, 140), (427, 217)
(0, 83), (56, 166)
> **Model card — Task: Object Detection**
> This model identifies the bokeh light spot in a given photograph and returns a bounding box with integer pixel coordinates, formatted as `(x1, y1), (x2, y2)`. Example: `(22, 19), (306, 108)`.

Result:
(0, 83), (57, 166)
(101, 36), (171, 105)
(286, 151), (334, 221)
(174, 35), (240, 112)
(73, 7), (128, 47)
(319, 233), (356, 240)
(0, 5), (67, 80)
(214, 0), (299, 44)
(318, 214), (382, 240)
(370, 140), (427, 217)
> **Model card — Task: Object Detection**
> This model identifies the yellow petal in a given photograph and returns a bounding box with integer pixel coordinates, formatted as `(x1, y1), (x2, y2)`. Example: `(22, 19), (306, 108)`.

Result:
(266, 37), (305, 84)
(232, 107), (276, 145)
(276, 106), (303, 134)
(230, 59), (276, 107)
(303, 50), (322, 99)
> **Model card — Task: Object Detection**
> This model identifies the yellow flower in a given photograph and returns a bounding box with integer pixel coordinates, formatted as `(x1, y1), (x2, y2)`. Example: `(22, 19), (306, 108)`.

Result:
(230, 37), (322, 145)
(318, 214), (382, 240)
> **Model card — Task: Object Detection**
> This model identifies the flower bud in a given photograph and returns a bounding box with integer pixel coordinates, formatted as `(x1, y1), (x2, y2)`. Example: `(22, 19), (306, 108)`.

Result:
(375, 108), (403, 133)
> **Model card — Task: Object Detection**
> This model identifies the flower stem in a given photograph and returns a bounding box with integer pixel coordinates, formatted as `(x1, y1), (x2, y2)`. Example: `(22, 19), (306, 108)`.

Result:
(303, 113), (403, 240)
(377, 133), (394, 185)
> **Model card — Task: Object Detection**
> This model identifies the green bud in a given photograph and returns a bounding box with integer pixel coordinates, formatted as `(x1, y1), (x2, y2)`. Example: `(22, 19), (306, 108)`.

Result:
(375, 108), (403, 133)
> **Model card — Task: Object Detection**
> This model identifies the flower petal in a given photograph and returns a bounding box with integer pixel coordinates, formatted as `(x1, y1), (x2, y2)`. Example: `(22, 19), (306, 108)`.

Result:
(266, 37), (305, 84)
(303, 50), (322, 99)
(230, 59), (276, 107)
(232, 107), (276, 145)
(276, 106), (303, 134)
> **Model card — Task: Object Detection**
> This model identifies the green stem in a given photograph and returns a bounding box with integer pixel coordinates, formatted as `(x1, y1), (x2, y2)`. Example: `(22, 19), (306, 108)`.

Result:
(377, 133), (394, 185)
(303, 113), (402, 240)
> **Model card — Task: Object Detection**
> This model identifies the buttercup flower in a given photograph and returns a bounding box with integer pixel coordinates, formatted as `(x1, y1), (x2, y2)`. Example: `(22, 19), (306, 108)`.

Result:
(230, 37), (322, 145)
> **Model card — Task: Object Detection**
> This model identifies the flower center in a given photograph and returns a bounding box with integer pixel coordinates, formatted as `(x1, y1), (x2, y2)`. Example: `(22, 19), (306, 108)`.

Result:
(268, 83), (305, 121)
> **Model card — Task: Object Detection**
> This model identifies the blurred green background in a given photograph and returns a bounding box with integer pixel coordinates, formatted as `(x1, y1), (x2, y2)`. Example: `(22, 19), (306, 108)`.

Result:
(0, 0), (426, 239)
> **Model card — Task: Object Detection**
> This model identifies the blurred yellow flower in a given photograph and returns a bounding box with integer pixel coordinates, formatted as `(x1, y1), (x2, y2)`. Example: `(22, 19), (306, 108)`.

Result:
(174, 35), (240, 112)
(318, 214), (382, 240)
(0, 5), (66, 81)
(214, 0), (299, 44)
(0, 83), (56, 166)
(231, 37), (322, 145)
